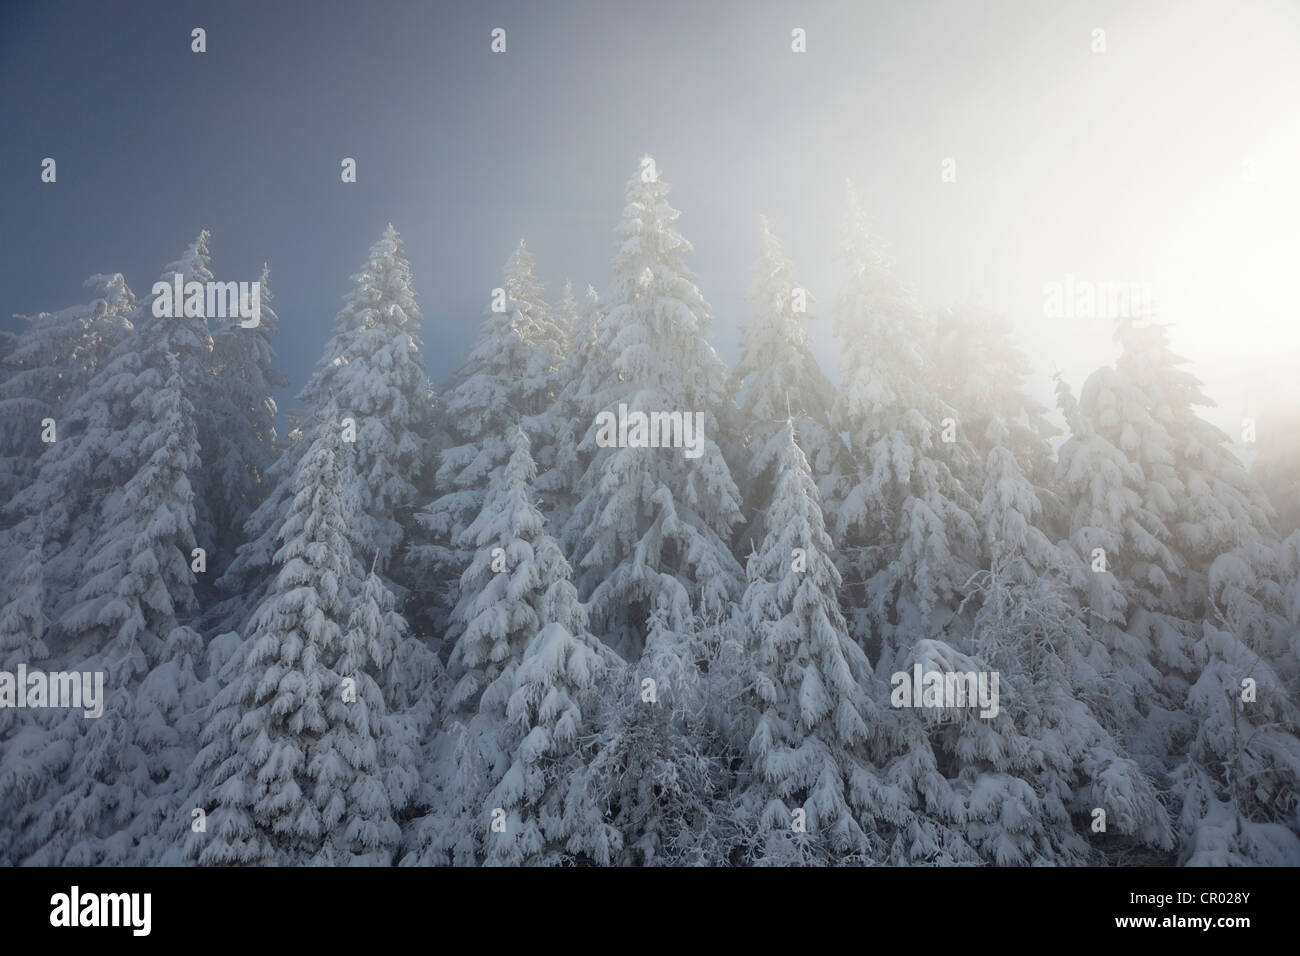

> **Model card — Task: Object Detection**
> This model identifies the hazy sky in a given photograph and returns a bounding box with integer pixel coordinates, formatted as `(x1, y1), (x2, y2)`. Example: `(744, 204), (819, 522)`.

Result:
(3, 0), (1297, 435)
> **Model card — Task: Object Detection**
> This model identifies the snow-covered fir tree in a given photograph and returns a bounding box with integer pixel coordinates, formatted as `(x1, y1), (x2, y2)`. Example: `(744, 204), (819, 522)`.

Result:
(0, 237), (216, 865)
(24, 344), (207, 865)
(502, 238), (562, 360)
(951, 419), (1174, 863)
(409, 245), (558, 639)
(1055, 319), (1300, 863)
(1054, 373), (1185, 765)
(731, 419), (893, 865)
(564, 156), (744, 661)
(220, 225), (431, 625)
(193, 263), (285, 585)
(1171, 614), (1300, 864)
(0, 543), (52, 864)
(475, 432), (616, 866)
(5, 236), (214, 621)
(731, 216), (843, 547)
(831, 184), (980, 667)
(547, 279), (578, 373)
(1107, 319), (1277, 614)
(932, 303), (1058, 503)
(405, 428), (617, 865)
(577, 641), (730, 865)
(0, 274), (134, 513)
(1129, 339), (1300, 863)
(544, 161), (749, 865)
(534, 284), (606, 544)
(189, 417), (408, 865)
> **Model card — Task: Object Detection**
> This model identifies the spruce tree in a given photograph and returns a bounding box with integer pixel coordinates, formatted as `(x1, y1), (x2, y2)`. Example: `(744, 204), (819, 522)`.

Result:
(193, 263), (285, 584)
(733, 420), (891, 864)
(732, 217), (842, 548)
(1055, 374), (1184, 765)
(26, 347), (207, 865)
(221, 225), (431, 623)
(564, 156), (744, 661)
(6, 236), (213, 621)
(954, 422), (1173, 863)
(932, 304), (1058, 506)
(189, 418), (406, 865)
(405, 428), (615, 865)
(831, 184), (979, 670)
(0, 274), (134, 517)
(410, 247), (557, 639)
(0, 544), (55, 864)
(534, 284), (606, 547)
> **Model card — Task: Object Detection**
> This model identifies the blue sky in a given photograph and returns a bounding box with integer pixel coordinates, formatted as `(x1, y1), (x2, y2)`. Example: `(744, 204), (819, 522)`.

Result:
(3, 0), (1297, 432)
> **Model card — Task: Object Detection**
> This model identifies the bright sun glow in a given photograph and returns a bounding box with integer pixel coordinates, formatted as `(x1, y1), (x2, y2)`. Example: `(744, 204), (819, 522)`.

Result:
(1157, 128), (1300, 416)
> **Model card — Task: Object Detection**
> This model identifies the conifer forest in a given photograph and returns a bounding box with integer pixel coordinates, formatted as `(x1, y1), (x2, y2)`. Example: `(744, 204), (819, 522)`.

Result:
(2, 0), (1298, 871)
